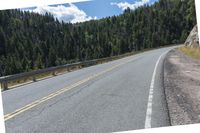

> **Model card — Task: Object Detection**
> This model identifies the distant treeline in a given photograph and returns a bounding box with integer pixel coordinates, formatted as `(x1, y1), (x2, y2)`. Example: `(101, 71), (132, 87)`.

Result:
(0, 0), (197, 76)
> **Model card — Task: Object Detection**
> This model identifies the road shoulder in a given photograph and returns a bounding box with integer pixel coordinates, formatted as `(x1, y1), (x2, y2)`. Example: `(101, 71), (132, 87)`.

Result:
(164, 49), (200, 125)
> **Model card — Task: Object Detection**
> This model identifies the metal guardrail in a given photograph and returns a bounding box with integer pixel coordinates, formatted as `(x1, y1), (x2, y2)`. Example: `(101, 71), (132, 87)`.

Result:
(0, 44), (180, 91)
(0, 52), (132, 91)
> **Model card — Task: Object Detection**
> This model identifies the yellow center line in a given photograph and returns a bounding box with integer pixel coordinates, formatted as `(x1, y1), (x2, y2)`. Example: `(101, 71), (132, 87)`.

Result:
(4, 57), (139, 121)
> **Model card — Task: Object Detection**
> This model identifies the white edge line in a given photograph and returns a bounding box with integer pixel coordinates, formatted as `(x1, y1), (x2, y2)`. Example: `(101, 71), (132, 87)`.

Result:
(144, 51), (168, 129)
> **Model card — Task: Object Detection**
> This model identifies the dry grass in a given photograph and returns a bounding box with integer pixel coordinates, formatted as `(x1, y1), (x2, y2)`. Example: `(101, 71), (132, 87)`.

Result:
(6, 72), (55, 89)
(178, 46), (200, 60)
(4, 66), (83, 90)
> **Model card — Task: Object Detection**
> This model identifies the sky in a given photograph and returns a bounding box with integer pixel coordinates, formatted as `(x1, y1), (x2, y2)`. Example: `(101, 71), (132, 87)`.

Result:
(24, 0), (158, 23)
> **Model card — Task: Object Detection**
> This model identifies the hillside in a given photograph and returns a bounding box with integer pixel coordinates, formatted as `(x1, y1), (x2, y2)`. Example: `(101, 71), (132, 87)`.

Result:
(0, 0), (197, 76)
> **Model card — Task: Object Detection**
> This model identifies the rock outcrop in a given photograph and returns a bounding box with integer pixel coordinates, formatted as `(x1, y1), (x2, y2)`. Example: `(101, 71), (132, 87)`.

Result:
(185, 25), (199, 47)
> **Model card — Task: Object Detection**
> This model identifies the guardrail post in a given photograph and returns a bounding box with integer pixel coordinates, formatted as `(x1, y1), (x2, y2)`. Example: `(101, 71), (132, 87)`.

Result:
(33, 77), (36, 82)
(0, 82), (3, 91)
(52, 71), (56, 76)
(1, 81), (8, 91)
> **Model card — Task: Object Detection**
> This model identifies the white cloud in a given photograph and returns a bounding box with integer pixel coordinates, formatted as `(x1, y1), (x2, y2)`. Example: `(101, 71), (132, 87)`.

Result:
(30, 4), (96, 23)
(0, 0), (92, 10)
(111, 0), (150, 11)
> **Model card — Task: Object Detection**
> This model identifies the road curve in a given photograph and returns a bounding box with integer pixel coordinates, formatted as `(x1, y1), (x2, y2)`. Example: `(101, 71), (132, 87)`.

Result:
(2, 46), (175, 133)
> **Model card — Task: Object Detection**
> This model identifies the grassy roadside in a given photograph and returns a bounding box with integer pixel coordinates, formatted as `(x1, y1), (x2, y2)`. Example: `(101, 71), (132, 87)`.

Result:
(178, 46), (200, 60)
(1, 67), (80, 90)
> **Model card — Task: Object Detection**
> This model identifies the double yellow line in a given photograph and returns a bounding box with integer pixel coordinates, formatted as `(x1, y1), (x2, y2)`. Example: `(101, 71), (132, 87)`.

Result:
(4, 57), (138, 121)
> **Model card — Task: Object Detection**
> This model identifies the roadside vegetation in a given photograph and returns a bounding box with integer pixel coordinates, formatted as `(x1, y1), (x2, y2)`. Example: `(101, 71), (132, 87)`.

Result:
(178, 46), (200, 59)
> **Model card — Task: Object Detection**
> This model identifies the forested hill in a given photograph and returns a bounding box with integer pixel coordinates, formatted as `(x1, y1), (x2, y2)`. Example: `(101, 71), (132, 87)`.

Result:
(0, 0), (197, 76)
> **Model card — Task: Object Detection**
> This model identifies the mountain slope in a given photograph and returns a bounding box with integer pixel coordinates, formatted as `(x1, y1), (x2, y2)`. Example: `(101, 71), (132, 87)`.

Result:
(0, 0), (197, 76)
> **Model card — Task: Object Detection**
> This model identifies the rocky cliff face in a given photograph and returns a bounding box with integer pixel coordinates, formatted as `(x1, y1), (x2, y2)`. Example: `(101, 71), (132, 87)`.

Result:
(185, 25), (199, 47)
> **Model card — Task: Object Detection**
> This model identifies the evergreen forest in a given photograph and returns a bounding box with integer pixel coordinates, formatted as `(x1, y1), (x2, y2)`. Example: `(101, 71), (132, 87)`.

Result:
(0, 0), (197, 76)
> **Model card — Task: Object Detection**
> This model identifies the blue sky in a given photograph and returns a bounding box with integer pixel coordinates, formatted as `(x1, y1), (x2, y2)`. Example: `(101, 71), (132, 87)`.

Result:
(26, 0), (158, 23)
(75, 0), (158, 18)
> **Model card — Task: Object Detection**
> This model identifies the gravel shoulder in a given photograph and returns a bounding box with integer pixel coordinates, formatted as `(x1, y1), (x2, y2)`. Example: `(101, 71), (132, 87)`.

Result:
(164, 49), (200, 126)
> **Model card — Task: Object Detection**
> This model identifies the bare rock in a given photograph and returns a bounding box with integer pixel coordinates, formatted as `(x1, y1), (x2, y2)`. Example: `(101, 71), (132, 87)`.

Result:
(185, 25), (199, 47)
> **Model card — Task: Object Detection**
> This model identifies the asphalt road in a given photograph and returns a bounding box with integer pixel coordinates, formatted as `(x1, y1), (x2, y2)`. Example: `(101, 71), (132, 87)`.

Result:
(2, 47), (175, 133)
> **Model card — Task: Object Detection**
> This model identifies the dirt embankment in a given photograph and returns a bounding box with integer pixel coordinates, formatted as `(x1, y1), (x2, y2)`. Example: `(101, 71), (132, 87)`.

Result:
(164, 49), (200, 125)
